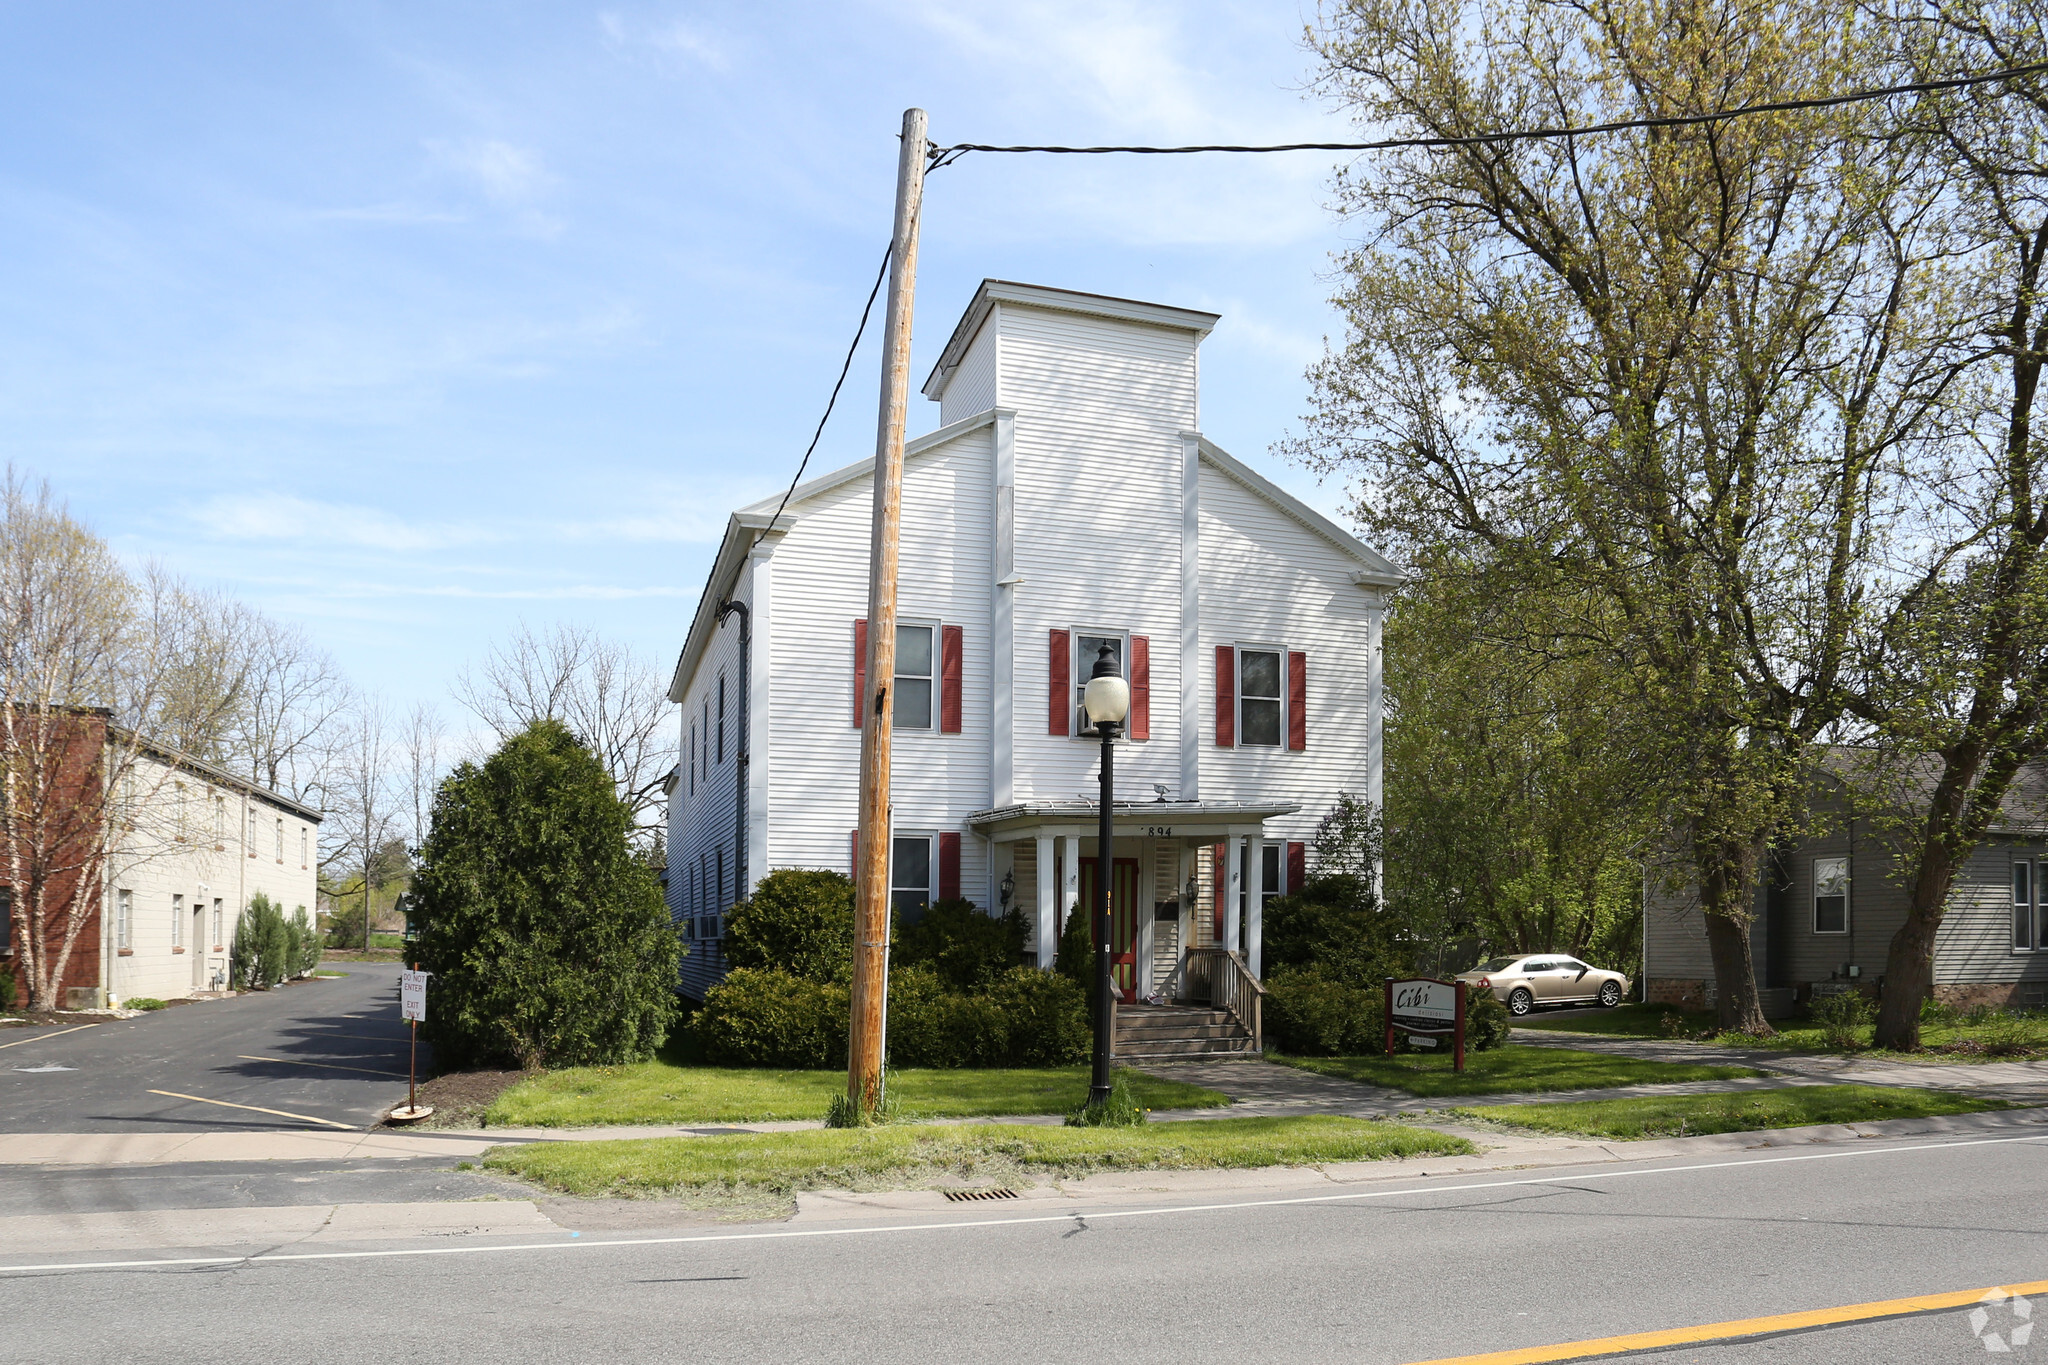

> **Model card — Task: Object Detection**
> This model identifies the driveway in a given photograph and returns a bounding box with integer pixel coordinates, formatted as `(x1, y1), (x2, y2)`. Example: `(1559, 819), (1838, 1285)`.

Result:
(0, 962), (425, 1133)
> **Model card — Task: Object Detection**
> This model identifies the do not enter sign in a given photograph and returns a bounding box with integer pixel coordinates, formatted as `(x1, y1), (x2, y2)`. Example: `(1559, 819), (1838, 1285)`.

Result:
(400, 969), (429, 1023)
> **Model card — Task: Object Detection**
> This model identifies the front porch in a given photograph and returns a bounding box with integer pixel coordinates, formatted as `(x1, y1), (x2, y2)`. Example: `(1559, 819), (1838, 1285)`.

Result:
(969, 799), (1297, 1054)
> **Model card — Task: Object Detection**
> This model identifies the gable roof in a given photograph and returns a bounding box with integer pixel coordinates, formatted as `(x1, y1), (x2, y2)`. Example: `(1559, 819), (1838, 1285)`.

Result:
(921, 279), (1220, 402)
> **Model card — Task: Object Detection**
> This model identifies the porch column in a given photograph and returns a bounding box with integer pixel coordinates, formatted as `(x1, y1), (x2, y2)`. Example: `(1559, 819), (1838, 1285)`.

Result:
(1246, 836), (1264, 979)
(1034, 833), (1057, 970)
(1223, 836), (1243, 956)
(1060, 834), (1080, 938)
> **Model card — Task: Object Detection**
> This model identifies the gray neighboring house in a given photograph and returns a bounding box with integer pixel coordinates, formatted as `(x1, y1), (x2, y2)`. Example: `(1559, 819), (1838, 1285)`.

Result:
(1645, 754), (2048, 1013)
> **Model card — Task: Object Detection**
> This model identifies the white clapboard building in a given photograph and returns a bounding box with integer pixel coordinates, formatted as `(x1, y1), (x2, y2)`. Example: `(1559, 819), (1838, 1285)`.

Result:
(666, 280), (1402, 1007)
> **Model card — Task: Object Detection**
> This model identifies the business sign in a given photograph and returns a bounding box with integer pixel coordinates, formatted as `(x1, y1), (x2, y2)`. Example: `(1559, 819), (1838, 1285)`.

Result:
(1385, 976), (1468, 1071)
(400, 969), (429, 1023)
(1389, 979), (1459, 1033)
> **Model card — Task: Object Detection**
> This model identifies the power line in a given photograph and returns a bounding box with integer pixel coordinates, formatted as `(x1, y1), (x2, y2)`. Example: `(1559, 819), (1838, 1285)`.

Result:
(756, 244), (892, 546)
(929, 60), (2048, 159)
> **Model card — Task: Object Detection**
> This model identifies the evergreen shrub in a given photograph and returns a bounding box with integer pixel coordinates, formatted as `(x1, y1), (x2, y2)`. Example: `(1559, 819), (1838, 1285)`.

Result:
(1054, 903), (1091, 990)
(894, 899), (1026, 989)
(1264, 967), (1384, 1055)
(411, 719), (680, 1070)
(230, 893), (292, 990)
(723, 869), (855, 982)
(693, 967), (850, 1068)
(292, 906), (322, 975)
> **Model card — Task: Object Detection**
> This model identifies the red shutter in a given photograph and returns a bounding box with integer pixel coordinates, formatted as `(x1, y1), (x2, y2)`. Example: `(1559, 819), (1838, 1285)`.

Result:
(1128, 635), (1150, 741)
(938, 832), (961, 901)
(1212, 844), (1228, 939)
(1214, 645), (1235, 747)
(1287, 651), (1307, 751)
(1287, 841), (1306, 893)
(941, 625), (964, 734)
(853, 619), (868, 729)
(1049, 629), (1070, 736)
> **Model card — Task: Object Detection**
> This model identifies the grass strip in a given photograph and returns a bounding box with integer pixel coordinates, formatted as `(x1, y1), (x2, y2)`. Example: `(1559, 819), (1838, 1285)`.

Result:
(482, 1115), (1475, 1204)
(1452, 1083), (2012, 1139)
(484, 1064), (1229, 1127)
(1275, 1044), (1762, 1097)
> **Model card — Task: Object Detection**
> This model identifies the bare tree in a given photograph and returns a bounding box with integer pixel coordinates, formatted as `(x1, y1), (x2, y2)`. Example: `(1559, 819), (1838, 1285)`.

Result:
(455, 622), (673, 841)
(227, 615), (353, 808)
(329, 694), (397, 952)
(402, 700), (443, 856)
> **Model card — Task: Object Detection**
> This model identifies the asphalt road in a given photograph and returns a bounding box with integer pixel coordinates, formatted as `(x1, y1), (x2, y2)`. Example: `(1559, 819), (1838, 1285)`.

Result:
(0, 1127), (2041, 1363)
(0, 962), (424, 1133)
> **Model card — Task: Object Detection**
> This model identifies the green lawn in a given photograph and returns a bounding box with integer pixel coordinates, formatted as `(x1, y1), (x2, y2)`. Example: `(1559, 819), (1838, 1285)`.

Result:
(1517, 1003), (2048, 1058)
(484, 1062), (1229, 1127)
(482, 1116), (1476, 1204)
(1454, 1084), (2012, 1139)
(1273, 1044), (1763, 1097)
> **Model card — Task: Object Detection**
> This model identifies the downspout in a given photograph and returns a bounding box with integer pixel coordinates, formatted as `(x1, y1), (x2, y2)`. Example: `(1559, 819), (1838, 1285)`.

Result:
(717, 599), (751, 908)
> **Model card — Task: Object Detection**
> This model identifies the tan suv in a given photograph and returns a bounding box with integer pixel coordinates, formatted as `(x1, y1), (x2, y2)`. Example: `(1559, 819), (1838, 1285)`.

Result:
(1456, 955), (1630, 1016)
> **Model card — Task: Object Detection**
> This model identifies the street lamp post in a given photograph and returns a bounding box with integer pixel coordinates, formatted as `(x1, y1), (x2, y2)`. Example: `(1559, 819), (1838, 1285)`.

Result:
(1082, 643), (1131, 1105)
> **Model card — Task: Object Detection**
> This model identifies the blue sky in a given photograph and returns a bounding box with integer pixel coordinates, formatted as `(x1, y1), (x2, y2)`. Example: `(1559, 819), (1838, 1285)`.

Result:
(5, 2), (1369, 717)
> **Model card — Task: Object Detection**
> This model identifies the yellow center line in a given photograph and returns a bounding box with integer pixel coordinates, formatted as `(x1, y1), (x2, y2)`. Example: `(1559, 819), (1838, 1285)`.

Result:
(236, 1055), (408, 1079)
(0, 1024), (97, 1050)
(145, 1090), (357, 1131)
(1407, 1278), (2048, 1364)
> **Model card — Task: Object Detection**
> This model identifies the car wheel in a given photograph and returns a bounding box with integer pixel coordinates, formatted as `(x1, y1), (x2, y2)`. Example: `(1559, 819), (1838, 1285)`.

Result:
(1508, 988), (1534, 1017)
(1599, 981), (1623, 1008)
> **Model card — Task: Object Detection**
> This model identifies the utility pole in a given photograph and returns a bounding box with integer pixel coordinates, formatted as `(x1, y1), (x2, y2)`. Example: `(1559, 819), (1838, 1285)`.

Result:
(848, 107), (928, 1118)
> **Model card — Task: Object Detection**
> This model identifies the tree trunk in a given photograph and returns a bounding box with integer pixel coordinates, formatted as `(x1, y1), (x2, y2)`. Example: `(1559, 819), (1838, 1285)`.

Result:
(1873, 855), (1958, 1051)
(1698, 841), (1771, 1034)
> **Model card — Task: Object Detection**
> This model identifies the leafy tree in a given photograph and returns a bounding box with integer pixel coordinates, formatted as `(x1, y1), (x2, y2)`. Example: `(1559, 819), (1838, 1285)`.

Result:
(1298, 0), (1949, 1031)
(411, 719), (679, 1069)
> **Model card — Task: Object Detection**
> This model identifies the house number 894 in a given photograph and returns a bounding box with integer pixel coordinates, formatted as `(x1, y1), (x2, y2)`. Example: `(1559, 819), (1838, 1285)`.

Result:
(1143, 826), (1174, 837)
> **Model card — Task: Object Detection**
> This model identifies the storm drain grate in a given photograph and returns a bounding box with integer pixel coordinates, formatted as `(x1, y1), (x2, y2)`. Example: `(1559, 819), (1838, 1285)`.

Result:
(942, 1188), (1020, 1202)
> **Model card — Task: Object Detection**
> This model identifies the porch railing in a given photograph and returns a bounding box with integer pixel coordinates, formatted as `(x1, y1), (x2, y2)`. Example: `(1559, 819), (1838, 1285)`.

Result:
(1164, 947), (1268, 1053)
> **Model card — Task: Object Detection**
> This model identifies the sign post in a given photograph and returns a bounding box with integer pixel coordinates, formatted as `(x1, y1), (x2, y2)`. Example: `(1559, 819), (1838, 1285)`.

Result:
(1384, 976), (1468, 1072)
(391, 964), (433, 1123)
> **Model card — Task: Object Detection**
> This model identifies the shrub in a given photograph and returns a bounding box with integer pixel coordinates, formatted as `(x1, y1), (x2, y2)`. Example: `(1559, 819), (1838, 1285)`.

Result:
(1054, 904), (1091, 990)
(324, 900), (367, 950)
(123, 997), (167, 1011)
(0, 972), (16, 1011)
(1265, 966), (1385, 1056)
(1463, 988), (1511, 1052)
(723, 869), (856, 983)
(985, 968), (1091, 1065)
(1262, 879), (1398, 987)
(894, 899), (1025, 990)
(1066, 1069), (1146, 1127)
(412, 719), (680, 1070)
(1974, 1011), (2035, 1058)
(1811, 990), (1872, 1051)
(283, 913), (304, 981)
(1920, 997), (1963, 1029)
(292, 906), (322, 976)
(692, 967), (850, 1069)
(230, 893), (292, 990)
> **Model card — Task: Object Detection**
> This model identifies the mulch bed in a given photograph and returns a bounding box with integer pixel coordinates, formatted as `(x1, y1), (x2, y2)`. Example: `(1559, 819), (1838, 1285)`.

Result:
(396, 1069), (529, 1130)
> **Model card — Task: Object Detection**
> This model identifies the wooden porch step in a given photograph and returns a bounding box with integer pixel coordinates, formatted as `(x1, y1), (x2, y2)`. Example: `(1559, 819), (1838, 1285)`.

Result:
(1117, 1020), (1247, 1040)
(1116, 1037), (1261, 1058)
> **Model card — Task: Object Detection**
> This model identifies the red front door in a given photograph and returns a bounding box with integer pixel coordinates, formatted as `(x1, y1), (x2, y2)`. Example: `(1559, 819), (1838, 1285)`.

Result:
(1078, 858), (1142, 1002)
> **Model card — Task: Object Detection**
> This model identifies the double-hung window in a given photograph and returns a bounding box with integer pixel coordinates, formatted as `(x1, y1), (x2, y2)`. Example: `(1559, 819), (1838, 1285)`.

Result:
(1070, 632), (1125, 736)
(892, 835), (933, 924)
(1260, 843), (1283, 914)
(2016, 861), (2037, 952)
(1814, 857), (1849, 934)
(1238, 649), (1283, 747)
(895, 624), (935, 730)
(116, 890), (132, 952)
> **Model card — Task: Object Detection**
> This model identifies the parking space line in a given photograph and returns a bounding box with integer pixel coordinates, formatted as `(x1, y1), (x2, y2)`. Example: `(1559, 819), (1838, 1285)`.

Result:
(235, 1055), (407, 1079)
(1404, 1278), (2048, 1364)
(145, 1090), (357, 1130)
(0, 1024), (96, 1051)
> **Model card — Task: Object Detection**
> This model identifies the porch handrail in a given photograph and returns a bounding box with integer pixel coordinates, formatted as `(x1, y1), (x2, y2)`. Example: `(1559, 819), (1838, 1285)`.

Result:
(1166, 947), (1267, 1052)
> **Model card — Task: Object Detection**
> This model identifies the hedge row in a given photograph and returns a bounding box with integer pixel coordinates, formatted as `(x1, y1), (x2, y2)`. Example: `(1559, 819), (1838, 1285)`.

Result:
(692, 964), (1089, 1069)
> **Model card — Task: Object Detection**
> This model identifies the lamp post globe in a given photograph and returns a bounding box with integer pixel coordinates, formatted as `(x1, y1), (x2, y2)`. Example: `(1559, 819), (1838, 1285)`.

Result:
(1085, 644), (1128, 1106)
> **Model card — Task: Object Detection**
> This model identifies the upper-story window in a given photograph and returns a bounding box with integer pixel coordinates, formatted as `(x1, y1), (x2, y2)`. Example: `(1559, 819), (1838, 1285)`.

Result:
(1815, 856), (1849, 934)
(300, 826), (308, 868)
(275, 817), (285, 861)
(213, 794), (225, 840)
(689, 725), (697, 796)
(1239, 649), (1283, 747)
(718, 674), (727, 763)
(1072, 632), (1124, 736)
(896, 624), (936, 730)
(246, 805), (257, 854)
(702, 701), (710, 778)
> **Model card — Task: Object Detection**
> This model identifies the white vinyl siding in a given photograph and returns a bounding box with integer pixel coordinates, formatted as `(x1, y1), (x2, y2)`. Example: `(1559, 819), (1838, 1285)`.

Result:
(938, 307), (1000, 425)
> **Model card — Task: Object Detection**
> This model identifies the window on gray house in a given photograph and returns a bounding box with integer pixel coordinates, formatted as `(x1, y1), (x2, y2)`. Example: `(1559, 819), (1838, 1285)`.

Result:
(702, 702), (710, 777)
(689, 725), (696, 796)
(2015, 861), (2036, 952)
(1072, 633), (1123, 735)
(896, 625), (934, 729)
(1239, 650), (1282, 747)
(1814, 857), (1849, 934)
(892, 836), (932, 924)
(718, 675), (726, 763)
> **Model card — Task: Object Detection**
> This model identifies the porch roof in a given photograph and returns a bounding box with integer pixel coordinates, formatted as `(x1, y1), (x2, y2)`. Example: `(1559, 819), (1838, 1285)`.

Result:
(965, 799), (1300, 842)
